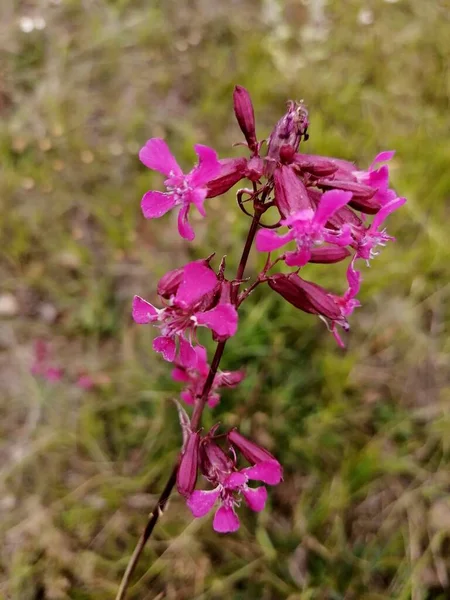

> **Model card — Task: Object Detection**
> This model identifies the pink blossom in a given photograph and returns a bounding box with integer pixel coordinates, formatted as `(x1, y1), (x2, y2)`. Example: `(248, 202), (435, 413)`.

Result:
(186, 437), (282, 533)
(132, 261), (238, 367)
(268, 259), (362, 347)
(31, 340), (64, 383)
(139, 139), (221, 240)
(172, 345), (244, 408)
(354, 196), (407, 263)
(256, 190), (353, 266)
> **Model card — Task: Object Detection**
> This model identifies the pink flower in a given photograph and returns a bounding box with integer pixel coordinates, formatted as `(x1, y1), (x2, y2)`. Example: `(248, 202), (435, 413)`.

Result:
(31, 340), (64, 383)
(139, 138), (221, 240)
(354, 196), (407, 263)
(268, 259), (362, 347)
(172, 345), (244, 408)
(186, 437), (282, 533)
(132, 261), (238, 368)
(256, 190), (353, 267)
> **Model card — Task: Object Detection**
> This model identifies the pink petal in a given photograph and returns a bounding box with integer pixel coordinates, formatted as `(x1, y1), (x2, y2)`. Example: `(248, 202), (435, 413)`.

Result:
(213, 505), (240, 533)
(189, 145), (221, 188)
(187, 487), (220, 518)
(345, 259), (362, 299)
(224, 472), (248, 490)
(175, 262), (218, 307)
(153, 336), (176, 362)
(243, 486), (268, 512)
(177, 204), (195, 241)
(180, 390), (196, 405)
(314, 190), (353, 227)
(369, 150), (395, 170)
(256, 229), (293, 252)
(284, 248), (311, 267)
(141, 190), (176, 219)
(194, 345), (209, 374)
(44, 367), (64, 382)
(178, 337), (198, 369)
(207, 393), (220, 408)
(371, 196), (406, 231)
(243, 460), (283, 486)
(132, 296), (159, 324)
(195, 304), (238, 338)
(139, 138), (182, 177)
(171, 367), (190, 383)
(188, 187), (208, 217)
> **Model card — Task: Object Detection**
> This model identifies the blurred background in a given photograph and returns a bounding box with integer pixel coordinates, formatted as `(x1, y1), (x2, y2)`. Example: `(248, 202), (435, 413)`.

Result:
(1, 0), (449, 598)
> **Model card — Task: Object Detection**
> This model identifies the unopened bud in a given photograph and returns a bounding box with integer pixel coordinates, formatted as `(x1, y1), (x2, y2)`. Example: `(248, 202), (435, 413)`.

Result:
(206, 158), (247, 198)
(177, 431), (200, 497)
(233, 85), (258, 152)
(267, 101), (309, 161)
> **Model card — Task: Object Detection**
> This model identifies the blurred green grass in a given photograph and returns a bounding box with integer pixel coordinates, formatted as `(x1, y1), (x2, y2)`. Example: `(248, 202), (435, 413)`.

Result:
(1, 0), (450, 598)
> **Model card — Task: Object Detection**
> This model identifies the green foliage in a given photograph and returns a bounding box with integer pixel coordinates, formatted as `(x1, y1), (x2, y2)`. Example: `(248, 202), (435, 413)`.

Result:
(1, 0), (450, 598)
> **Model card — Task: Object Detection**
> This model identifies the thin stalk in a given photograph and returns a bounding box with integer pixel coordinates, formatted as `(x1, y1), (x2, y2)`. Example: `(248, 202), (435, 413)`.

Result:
(115, 211), (262, 600)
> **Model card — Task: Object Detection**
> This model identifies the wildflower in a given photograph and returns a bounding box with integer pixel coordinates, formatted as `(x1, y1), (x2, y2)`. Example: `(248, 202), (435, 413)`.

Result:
(353, 196), (407, 263)
(187, 436), (282, 533)
(30, 339), (64, 382)
(172, 345), (244, 408)
(256, 190), (353, 266)
(268, 259), (362, 347)
(139, 138), (221, 240)
(132, 260), (238, 367)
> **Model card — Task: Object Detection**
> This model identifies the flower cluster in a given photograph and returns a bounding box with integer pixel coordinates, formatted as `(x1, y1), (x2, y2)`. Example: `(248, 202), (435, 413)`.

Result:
(134, 84), (406, 533)
(132, 259), (238, 368)
(177, 428), (282, 533)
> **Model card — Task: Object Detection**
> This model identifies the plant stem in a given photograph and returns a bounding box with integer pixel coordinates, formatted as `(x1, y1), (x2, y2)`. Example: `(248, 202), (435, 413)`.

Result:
(115, 211), (262, 600)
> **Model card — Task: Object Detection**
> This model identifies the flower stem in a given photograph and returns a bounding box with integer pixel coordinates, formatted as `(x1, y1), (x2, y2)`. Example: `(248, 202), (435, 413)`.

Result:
(115, 211), (262, 600)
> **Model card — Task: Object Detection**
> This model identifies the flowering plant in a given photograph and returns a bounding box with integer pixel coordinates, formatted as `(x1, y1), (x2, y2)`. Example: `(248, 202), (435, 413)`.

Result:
(117, 86), (405, 598)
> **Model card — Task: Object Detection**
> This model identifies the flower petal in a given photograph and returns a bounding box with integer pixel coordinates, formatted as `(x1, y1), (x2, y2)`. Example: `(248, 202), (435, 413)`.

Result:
(175, 262), (218, 307)
(369, 150), (395, 170)
(243, 460), (283, 486)
(153, 336), (176, 362)
(284, 248), (311, 267)
(141, 191), (176, 219)
(187, 487), (220, 518)
(224, 471), (248, 489)
(256, 229), (293, 252)
(177, 204), (195, 241)
(195, 304), (238, 338)
(178, 336), (198, 369)
(132, 296), (159, 324)
(314, 190), (353, 228)
(189, 145), (221, 188)
(180, 390), (196, 405)
(213, 505), (240, 533)
(371, 196), (406, 231)
(139, 138), (182, 176)
(243, 486), (268, 512)
(187, 187), (208, 217)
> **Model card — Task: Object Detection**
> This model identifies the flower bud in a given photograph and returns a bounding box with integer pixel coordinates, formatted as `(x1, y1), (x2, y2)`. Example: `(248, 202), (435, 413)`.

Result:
(206, 158), (247, 198)
(268, 273), (341, 320)
(177, 431), (200, 497)
(244, 156), (264, 181)
(309, 246), (351, 264)
(200, 438), (234, 483)
(317, 178), (380, 214)
(228, 430), (277, 465)
(273, 165), (312, 218)
(233, 85), (257, 152)
(292, 153), (338, 177)
(267, 101), (309, 161)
